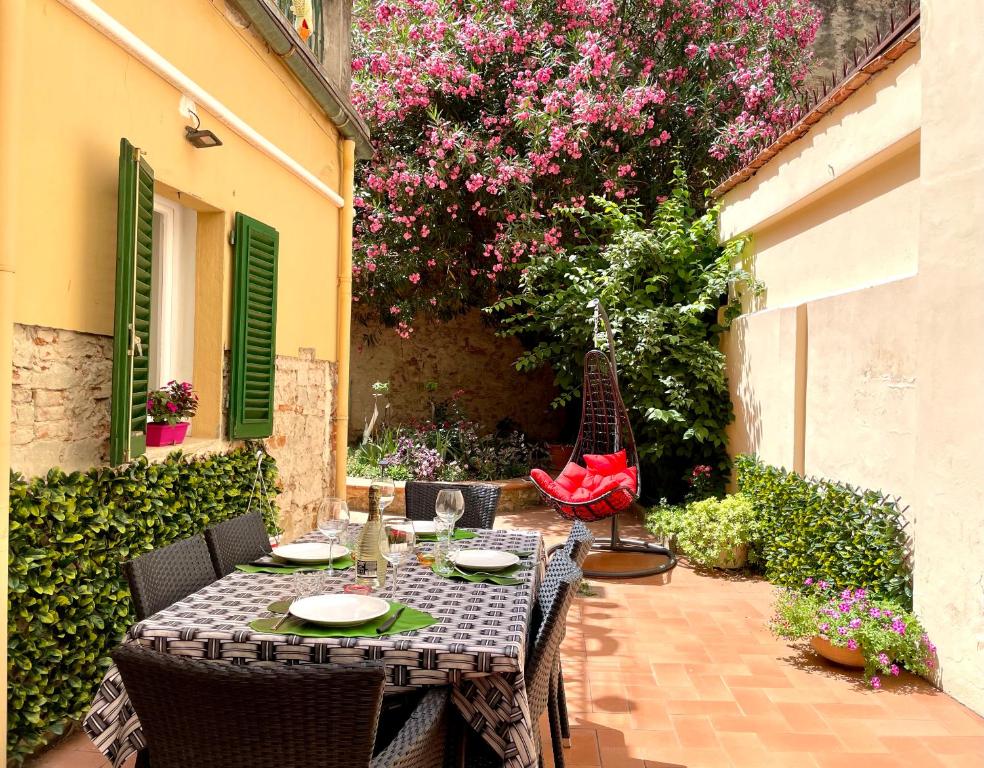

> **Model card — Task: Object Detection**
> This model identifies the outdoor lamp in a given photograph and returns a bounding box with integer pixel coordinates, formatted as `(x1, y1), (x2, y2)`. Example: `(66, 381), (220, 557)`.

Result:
(184, 111), (222, 148)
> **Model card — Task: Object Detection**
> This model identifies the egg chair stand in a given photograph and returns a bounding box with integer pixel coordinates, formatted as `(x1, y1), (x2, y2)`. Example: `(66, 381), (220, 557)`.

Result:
(536, 301), (676, 580)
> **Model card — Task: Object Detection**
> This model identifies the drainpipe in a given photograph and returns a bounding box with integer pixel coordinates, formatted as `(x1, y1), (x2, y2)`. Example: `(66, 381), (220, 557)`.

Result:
(334, 140), (356, 497)
(0, 0), (27, 741)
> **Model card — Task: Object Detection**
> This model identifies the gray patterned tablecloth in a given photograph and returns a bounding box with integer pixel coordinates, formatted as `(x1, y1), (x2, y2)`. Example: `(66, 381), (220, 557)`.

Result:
(83, 527), (545, 768)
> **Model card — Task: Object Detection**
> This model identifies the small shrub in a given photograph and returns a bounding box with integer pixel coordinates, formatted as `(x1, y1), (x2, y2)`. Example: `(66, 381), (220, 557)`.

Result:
(645, 500), (687, 546)
(771, 581), (935, 687)
(736, 455), (912, 607)
(677, 494), (760, 568)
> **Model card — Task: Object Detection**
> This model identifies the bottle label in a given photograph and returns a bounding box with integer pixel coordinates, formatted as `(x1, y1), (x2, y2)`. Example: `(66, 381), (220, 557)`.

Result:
(356, 559), (377, 580)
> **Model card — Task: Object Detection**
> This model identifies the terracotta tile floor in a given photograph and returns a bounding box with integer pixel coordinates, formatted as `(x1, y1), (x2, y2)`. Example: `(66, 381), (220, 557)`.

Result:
(30, 507), (984, 768)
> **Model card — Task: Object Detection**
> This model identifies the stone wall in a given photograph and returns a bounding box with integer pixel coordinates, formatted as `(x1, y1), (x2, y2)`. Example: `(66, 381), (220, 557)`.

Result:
(266, 350), (338, 542)
(350, 310), (564, 443)
(10, 324), (112, 475)
(9, 323), (338, 544)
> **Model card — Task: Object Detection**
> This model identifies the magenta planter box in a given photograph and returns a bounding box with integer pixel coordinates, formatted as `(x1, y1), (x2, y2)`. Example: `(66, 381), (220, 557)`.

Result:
(146, 421), (190, 447)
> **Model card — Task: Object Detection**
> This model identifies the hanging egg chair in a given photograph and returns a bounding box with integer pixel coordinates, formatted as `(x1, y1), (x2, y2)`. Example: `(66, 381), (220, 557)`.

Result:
(530, 301), (676, 578)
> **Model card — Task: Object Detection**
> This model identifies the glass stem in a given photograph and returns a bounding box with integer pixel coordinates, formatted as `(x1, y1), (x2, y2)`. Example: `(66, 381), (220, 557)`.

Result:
(328, 539), (334, 577)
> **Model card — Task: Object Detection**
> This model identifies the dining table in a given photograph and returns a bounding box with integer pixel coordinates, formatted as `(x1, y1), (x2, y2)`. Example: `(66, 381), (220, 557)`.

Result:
(83, 525), (546, 768)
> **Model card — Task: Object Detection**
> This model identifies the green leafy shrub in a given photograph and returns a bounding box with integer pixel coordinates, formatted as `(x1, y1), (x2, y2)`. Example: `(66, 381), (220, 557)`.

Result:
(490, 167), (755, 499)
(676, 494), (760, 568)
(736, 454), (912, 608)
(771, 581), (935, 687)
(7, 446), (280, 764)
(645, 500), (687, 548)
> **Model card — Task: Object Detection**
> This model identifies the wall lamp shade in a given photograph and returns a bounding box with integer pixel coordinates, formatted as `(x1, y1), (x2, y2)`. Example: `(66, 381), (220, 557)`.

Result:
(185, 126), (222, 148)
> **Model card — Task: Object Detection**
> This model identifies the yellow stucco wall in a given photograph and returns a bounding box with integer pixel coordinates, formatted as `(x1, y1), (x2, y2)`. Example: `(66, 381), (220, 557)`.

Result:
(13, 0), (342, 361)
(721, 20), (984, 716)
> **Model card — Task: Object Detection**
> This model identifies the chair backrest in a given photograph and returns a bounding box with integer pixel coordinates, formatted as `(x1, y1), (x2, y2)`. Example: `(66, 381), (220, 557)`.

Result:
(563, 520), (595, 568)
(123, 535), (218, 621)
(405, 481), (501, 529)
(112, 644), (385, 768)
(205, 510), (273, 577)
(525, 553), (581, 722)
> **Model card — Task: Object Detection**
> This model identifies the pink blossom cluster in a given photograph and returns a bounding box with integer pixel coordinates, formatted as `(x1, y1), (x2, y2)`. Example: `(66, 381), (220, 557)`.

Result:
(351, 0), (821, 328)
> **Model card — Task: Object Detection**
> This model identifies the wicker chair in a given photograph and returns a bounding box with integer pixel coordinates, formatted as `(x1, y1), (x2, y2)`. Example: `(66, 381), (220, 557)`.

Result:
(123, 535), (218, 621)
(112, 644), (448, 768)
(205, 510), (273, 577)
(551, 521), (594, 747)
(405, 481), (501, 529)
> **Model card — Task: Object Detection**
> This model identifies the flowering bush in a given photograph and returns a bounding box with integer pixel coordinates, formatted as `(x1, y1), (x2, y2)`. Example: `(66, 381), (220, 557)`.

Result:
(771, 580), (936, 688)
(686, 464), (716, 501)
(352, 0), (820, 329)
(147, 381), (199, 425)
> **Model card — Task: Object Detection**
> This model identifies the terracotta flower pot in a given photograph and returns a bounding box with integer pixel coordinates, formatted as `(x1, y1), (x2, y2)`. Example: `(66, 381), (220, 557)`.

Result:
(810, 635), (865, 668)
(146, 421), (190, 447)
(715, 543), (748, 569)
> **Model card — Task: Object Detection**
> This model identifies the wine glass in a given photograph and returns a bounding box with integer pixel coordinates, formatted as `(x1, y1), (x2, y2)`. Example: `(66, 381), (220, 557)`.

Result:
(317, 497), (350, 577)
(435, 489), (465, 535)
(380, 521), (415, 595)
(371, 478), (396, 517)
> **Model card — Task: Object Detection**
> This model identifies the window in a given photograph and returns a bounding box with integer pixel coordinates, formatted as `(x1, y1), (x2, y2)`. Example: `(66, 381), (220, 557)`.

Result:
(111, 139), (279, 465)
(150, 196), (197, 389)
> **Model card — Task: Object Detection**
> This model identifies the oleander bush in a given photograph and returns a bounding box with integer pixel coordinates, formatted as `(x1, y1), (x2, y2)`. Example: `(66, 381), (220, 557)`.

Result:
(736, 454), (912, 608)
(6, 446), (280, 764)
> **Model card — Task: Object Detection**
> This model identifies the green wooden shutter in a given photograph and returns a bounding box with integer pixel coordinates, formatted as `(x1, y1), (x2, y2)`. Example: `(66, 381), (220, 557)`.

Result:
(110, 138), (154, 466)
(229, 213), (279, 439)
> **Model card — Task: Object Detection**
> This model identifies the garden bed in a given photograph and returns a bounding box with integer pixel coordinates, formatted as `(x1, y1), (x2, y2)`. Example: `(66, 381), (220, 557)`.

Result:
(346, 476), (543, 515)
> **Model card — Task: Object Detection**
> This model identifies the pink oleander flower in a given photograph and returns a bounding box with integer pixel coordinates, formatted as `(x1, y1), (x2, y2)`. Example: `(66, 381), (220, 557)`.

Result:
(408, 273), (421, 284)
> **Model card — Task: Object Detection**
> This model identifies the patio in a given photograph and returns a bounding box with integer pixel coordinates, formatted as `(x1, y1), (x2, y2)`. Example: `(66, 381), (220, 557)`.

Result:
(29, 507), (984, 768)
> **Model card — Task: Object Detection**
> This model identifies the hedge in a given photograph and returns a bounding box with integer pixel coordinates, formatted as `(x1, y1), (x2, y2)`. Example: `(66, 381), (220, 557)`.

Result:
(7, 446), (280, 764)
(735, 454), (911, 608)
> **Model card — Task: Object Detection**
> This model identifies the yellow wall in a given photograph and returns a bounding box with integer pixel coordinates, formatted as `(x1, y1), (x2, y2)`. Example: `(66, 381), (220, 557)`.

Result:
(721, 21), (984, 716)
(13, 0), (342, 361)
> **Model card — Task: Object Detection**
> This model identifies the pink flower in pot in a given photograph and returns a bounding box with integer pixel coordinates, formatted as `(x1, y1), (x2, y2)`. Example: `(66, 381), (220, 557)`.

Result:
(146, 380), (199, 447)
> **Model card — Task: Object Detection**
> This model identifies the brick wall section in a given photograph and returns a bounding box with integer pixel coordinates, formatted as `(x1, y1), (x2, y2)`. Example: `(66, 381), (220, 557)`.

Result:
(10, 324), (112, 475)
(350, 310), (564, 443)
(265, 349), (338, 542)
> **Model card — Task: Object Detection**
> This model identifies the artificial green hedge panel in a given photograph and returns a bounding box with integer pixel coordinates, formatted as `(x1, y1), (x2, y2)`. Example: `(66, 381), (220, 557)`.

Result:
(736, 454), (911, 608)
(7, 446), (280, 764)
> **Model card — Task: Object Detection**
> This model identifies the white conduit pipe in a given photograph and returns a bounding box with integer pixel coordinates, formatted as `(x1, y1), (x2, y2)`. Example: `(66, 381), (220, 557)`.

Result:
(58, 0), (345, 208)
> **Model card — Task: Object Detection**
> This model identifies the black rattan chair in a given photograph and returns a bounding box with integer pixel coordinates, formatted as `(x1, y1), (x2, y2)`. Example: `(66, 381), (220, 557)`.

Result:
(405, 481), (501, 529)
(204, 510), (273, 577)
(123, 535), (218, 621)
(112, 644), (448, 768)
(551, 521), (594, 748)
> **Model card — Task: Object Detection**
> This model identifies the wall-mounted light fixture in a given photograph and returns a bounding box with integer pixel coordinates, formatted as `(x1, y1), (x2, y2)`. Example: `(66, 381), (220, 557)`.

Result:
(184, 110), (222, 149)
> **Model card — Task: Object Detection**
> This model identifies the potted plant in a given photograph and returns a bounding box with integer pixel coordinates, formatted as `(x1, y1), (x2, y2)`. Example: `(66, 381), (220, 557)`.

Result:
(771, 580), (937, 688)
(146, 380), (199, 447)
(646, 500), (686, 553)
(676, 494), (759, 569)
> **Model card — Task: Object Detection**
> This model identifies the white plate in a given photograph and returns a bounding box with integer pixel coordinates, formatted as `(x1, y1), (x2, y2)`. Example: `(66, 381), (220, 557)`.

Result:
(289, 594), (391, 627)
(272, 543), (351, 564)
(449, 549), (520, 572)
(412, 520), (437, 534)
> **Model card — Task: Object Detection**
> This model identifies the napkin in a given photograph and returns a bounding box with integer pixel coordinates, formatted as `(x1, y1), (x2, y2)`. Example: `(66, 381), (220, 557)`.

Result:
(236, 555), (354, 574)
(429, 562), (523, 586)
(250, 600), (437, 637)
(415, 529), (478, 542)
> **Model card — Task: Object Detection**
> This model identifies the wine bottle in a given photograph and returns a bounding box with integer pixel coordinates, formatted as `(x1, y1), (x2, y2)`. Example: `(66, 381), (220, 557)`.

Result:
(356, 486), (388, 587)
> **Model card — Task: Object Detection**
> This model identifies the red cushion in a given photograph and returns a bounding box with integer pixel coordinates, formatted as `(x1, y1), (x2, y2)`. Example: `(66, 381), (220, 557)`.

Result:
(583, 450), (627, 475)
(532, 459), (636, 503)
(555, 462), (589, 493)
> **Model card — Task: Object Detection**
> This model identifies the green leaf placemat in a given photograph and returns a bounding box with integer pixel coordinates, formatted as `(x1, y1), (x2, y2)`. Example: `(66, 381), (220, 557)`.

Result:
(250, 600), (437, 637)
(236, 555), (354, 574)
(415, 529), (478, 542)
(429, 562), (523, 586)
